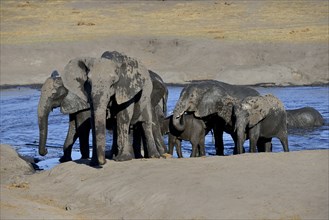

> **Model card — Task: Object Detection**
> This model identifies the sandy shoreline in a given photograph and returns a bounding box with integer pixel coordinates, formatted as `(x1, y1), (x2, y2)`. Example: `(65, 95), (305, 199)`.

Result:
(1, 144), (328, 220)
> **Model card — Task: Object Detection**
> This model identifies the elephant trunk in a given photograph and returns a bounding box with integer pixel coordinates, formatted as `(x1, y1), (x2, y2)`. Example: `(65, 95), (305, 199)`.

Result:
(172, 96), (189, 131)
(38, 98), (51, 156)
(172, 112), (186, 131)
(235, 116), (247, 154)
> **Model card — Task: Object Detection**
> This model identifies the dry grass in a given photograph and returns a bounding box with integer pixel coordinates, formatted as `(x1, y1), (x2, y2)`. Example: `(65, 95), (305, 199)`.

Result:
(1, 0), (328, 44)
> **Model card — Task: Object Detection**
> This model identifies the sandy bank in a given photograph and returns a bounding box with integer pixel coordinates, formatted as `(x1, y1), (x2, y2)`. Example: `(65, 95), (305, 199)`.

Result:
(1, 38), (328, 87)
(1, 0), (328, 87)
(1, 144), (328, 219)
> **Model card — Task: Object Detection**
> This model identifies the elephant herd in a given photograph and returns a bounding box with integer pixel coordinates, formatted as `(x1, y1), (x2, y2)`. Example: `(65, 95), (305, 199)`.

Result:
(38, 51), (325, 166)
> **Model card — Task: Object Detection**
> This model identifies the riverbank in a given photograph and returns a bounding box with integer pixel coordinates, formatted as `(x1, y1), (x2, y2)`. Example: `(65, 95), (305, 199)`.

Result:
(1, 1), (328, 87)
(1, 144), (328, 219)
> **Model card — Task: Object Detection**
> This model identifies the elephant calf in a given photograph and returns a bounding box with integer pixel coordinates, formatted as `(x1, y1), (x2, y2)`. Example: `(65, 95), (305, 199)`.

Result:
(286, 107), (324, 129)
(162, 114), (210, 158)
(234, 94), (289, 154)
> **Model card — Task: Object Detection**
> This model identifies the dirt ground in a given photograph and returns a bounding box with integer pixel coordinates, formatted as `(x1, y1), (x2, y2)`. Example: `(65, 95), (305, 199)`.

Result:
(1, 1), (328, 219)
(1, 144), (328, 220)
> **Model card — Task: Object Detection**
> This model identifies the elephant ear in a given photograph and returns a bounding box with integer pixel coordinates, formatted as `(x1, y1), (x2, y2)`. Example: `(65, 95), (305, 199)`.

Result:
(218, 96), (237, 124)
(61, 57), (94, 113)
(149, 70), (167, 108)
(114, 59), (147, 105)
(243, 96), (271, 127)
(194, 87), (228, 118)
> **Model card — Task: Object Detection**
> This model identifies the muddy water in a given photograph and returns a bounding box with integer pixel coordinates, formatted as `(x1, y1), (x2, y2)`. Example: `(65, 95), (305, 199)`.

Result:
(0, 86), (328, 169)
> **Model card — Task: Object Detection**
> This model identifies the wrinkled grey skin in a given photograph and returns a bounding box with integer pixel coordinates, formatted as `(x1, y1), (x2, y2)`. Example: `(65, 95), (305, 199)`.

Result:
(286, 107), (324, 129)
(37, 71), (117, 163)
(172, 80), (259, 156)
(234, 94), (289, 154)
(162, 114), (210, 158)
(38, 71), (91, 161)
(61, 53), (162, 166)
(101, 51), (168, 160)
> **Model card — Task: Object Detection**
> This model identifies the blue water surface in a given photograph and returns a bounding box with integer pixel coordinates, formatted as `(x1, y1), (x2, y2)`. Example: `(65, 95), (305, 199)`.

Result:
(0, 86), (328, 169)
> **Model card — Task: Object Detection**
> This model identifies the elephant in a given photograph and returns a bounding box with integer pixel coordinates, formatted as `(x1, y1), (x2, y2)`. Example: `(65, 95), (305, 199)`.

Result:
(286, 107), (324, 129)
(162, 113), (210, 158)
(60, 53), (164, 166)
(38, 52), (168, 164)
(100, 51), (168, 159)
(37, 71), (117, 163)
(172, 80), (259, 156)
(233, 94), (289, 154)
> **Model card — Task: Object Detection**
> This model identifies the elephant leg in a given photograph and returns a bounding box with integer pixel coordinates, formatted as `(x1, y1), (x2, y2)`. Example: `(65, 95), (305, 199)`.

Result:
(132, 123), (144, 159)
(114, 108), (134, 162)
(152, 122), (166, 155)
(257, 137), (272, 152)
(257, 138), (266, 152)
(278, 133), (289, 152)
(190, 142), (198, 157)
(249, 127), (260, 153)
(265, 140), (272, 152)
(190, 135), (200, 157)
(168, 135), (175, 155)
(77, 125), (90, 159)
(60, 114), (78, 163)
(176, 139), (183, 158)
(142, 121), (160, 158)
(90, 106), (108, 166)
(198, 136), (206, 157)
(141, 105), (160, 159)
(213, 126), (225, 156)
(76, 111), (91, 159)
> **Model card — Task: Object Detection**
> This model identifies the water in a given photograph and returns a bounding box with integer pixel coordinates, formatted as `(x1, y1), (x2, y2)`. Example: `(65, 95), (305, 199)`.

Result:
(1, 86), (328, 169)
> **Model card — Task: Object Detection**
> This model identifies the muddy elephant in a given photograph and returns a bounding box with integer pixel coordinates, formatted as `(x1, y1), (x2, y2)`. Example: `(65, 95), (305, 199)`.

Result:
(234, 94), (289, 154)
(172, 80), (259, 156)
(162, 114), (210, 158)
(286, 107), (324, 129)
(38, 52), (167, 165)
(37, 71), (117, 162)
(101, 51), (168, 159)
(60, 54), (165, 166)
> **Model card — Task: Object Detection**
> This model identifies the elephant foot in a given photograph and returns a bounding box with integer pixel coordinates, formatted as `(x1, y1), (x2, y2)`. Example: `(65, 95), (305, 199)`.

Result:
(59, 156), (72, 163)
(89, 155), (106, 167)
(114, 153), (133, 162)
(89, 158), (103, 168)
(147, 149), (160, 159)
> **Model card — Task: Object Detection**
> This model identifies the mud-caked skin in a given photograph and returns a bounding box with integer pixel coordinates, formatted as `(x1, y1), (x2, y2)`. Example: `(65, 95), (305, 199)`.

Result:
(38, 52), (168, 166)
(172, 80), (259, 156)
(59, 52), (167, 166)
(37, 72), (118, 163)
(234, 94), (289, 154)
(286, 107), (324, 129)
(162, 114), (210, 158)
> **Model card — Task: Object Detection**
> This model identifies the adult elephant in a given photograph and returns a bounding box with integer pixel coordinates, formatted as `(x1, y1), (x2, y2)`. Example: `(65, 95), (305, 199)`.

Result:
(286, 107), (324, 129)
(101, 51), (168, 157)
(233, 94), (289, 153)
(61, 54), (161, 166)
(38, 52), (168, 165)
(172, 80), (259, 155)
(37, 71), (117, 162)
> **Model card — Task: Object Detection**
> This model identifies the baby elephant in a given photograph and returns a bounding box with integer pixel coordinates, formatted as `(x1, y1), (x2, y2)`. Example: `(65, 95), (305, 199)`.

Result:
(162, 114), (209, 158)
(234, 94), (289, 154)
(286, 107), (324, 129)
